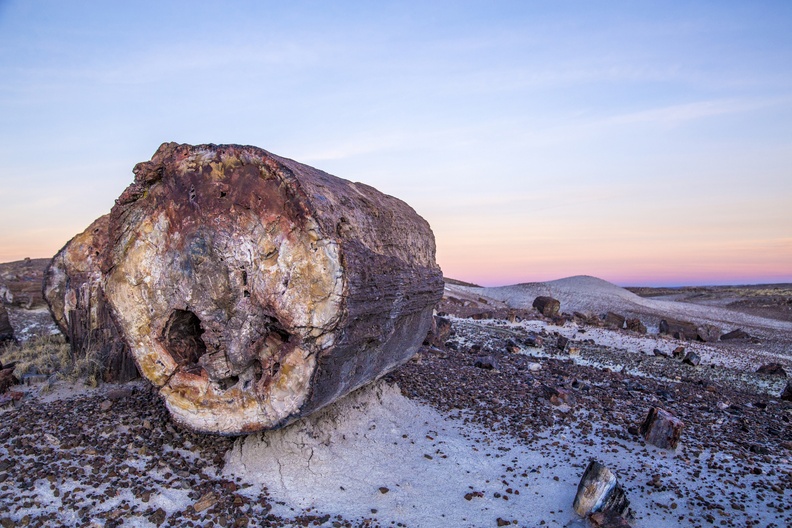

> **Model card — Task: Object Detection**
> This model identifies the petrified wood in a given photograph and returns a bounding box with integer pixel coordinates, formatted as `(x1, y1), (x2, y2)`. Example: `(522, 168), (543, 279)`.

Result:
(102, 143), (444, 434)
(43, 215), (138, 382)
(639, 407), (683, 449)
(573, 460), (630, 517)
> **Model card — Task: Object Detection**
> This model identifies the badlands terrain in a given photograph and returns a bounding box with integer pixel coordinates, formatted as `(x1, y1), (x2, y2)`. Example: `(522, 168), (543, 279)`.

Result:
(1, 266), (791, 527)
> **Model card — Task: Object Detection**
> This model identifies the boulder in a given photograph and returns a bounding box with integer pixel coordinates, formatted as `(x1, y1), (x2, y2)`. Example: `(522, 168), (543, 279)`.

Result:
(533, 296), (560, 317)
(639, 407), (683, 449)
(100, 143), (444, 434)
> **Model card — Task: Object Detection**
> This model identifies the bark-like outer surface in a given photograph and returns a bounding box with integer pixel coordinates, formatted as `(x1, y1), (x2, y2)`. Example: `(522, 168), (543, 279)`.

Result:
(102, 143), (444, 434)
(43, 215), (138, 382)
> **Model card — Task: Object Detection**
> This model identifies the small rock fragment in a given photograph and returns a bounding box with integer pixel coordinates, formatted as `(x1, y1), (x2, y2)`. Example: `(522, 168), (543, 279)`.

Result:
(721, 328), (750, 340)
(639, 407), (683, 449)
(756, 363), (787, 377)
(682, 351), (701, 367)
(193, 492), (218, 512)
(573, 460), (630, 517)
(672, 346), (686, 360)
(474, 356), (498, 370)
(99, 400), (113, 412)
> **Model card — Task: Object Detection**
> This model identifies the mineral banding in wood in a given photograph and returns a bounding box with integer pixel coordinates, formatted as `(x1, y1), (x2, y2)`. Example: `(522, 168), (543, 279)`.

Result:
(102, 143), (444, 434)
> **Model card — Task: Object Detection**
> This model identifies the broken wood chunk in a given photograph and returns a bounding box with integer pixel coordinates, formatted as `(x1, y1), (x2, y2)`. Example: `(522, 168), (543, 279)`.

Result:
(533, 296), (560, 317)
(101, 143), (444, 434)
(43, 215), (138, 382)
(573, 460), (630, 517)
(639, 407), (683, 449)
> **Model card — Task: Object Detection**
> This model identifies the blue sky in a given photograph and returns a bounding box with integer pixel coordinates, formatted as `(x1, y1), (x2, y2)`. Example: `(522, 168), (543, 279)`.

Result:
(1, 1), (790, 286)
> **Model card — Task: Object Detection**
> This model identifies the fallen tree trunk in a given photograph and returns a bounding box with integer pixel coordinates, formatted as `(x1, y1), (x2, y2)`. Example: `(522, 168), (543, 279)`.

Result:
(43, 215), (138, 382)
(102, 143), (444, 434)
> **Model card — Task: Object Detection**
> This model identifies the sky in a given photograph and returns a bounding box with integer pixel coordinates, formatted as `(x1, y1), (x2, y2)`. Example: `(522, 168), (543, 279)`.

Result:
(0, 1), (790, 287)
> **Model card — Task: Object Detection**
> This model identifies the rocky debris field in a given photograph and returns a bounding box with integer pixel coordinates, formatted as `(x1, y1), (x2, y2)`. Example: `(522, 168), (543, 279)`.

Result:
(1, 277), (791, 527)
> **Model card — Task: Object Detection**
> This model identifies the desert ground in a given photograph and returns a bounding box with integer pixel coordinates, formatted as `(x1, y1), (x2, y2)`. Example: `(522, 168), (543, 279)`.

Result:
(1, 265), (791, 527)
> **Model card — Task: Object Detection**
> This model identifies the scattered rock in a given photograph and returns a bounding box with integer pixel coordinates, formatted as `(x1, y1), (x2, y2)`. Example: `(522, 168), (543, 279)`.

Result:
(193, 491), (218, 512)
(426, 316), (452, 348)
(533, 296), (560, 317)
(589, 510), (633, 528)
(557, 335), (570, 352)
(542, 385), (573, 406)
(781, 382), (792, 402)
(696, 324), (721, 343)
(672, 346), (686, 360)
(639, 407), (683, 449)
(653, 349), (670, 359)
(602, 312), (625, 329)
(721, 328), (750, 340)
(0, 304), (15, 344)
(474, 356), (499, 370)
(756, 363), (787, 377)
(625, 318), (646, 334)
(99, 400), (113, 412)
(659, 318), (699, 340)
(572, 460), (630, 517)
(683, 351), (701, 367)
(0, 368), (19, 394)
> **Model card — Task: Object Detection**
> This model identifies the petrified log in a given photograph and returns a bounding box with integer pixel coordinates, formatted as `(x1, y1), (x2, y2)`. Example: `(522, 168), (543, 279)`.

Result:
(625, 318), (646, 334)
(43, 215), (138, 382)
(102, 143), (444, 434)
(602, 312), (625, 329)
(0, 303), (15, 344)
(639, 407), (683, 449)
(533, 296), (560, 317)
(573, 460), (630, 517)
(659, 318), (699, 340)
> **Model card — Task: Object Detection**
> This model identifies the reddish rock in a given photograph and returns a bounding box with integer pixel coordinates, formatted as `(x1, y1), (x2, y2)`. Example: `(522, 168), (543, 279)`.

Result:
(533, 296), (560, 317)
(639, 407), (683, 449)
